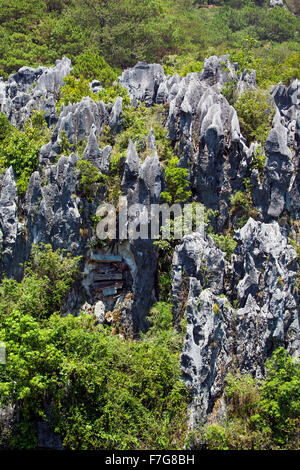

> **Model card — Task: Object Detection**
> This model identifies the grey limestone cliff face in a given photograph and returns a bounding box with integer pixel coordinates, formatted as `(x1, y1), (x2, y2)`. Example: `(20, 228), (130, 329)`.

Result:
(0, 56), (299, 433)
(0, 57), (72, 128)
(258, 80), (300, 220)
(173, 218), (299, 426)
(121, 139), (164, 205)
(120, 56), (254, 229)
(121, 58), (299, 228)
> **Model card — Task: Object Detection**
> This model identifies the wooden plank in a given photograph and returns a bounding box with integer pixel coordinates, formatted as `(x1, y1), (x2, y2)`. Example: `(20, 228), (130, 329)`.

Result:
(94, 273), (123, 281)
(90, 253), (122, 263)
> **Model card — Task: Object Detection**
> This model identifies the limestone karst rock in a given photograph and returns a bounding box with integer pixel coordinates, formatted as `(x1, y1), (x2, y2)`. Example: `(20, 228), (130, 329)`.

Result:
(0, 57), (299, 432)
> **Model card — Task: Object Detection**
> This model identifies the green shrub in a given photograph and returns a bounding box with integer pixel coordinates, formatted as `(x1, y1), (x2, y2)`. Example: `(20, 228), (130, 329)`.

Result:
(288, 232), (300, 292)
(221, 79), (238, 106)
(160, 157), (191, 204)
(162, 55), (203, 77)
(57, 74), (130, 114)
(76, 159), (105, 201)
(229, 187), (258, 228)
(230, 190), (250, 213)
(187, 348), (300, 450)
(72, 50), (118, 85)
(103, 151), (123, 204)
(97, 82), (130, 107)
(147, 302), (173, 333)
(252, 144), (266, 180)
(0, 244), (80, 324)
(0, 112), (11, 141)
(0, 246), (189, 450)
(57, 75), (93, 112)
(0, 112), (49, 194)
(211, 233), (237, 260)
(24, 243), (81, 317)
(234, 89), (275, 145)
(116, 103), (169, 155)
(226, 372), (260, 419)
(256, 348), (300, 447)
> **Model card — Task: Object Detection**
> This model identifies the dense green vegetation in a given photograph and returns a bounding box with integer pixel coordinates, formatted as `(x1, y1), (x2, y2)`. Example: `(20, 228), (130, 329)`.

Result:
(0, 111), (50, 194)
(0, 1), (299, 85)
(0, 245), (189, 449)
(188, 348), (300, 450)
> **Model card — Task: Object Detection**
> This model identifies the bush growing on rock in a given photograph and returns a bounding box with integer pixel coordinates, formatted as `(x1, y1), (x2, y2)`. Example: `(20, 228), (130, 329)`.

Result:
(0, 113), (11, 142)
(211, 233), (237, 261)
(57, 70), (129, 113)
(234, 89), (275, 145)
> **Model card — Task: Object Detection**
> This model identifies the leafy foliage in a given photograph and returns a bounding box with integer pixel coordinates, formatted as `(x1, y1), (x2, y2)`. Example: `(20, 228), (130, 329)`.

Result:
(112, 102), (170, 156)
(0, 0), (298, 83)
(252, 144), (266, 180)
(229, 183), (258, 228)
(0, 113), (11, 141)
(147, 302), (173, 333)
(234, 89), (275, 145)
(71, 50), (118, 85)
(211, 233), (237, 261)
(160, 157), (192, 204)
(76, 159), (104, 201)
(57, 79), (130, 116)
(0, 248), (189, 449)
(57, 75), (93, 111)
(0, 111), (49, 194)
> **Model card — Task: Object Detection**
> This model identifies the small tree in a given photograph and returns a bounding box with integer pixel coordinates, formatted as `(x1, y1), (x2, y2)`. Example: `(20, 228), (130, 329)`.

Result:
(160, 157), (191, 204)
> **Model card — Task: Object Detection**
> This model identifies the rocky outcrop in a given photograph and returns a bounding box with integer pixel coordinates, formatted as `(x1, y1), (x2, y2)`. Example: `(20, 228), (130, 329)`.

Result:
(121, 59), (299, 228)
(0, 57), (72, 128)
(261, 80), (300, 220)
(121, 56), (256, 229)
(173, 219), (299, 426)
(119, 62), (165, 107)
(261, 114), (294, 219)
(39, 96), (109, 167)
(233, 218), (299, 366)
(0, 167), (24, 279)
(0, 56), (299, 436)
(121, 139), (164, 205)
